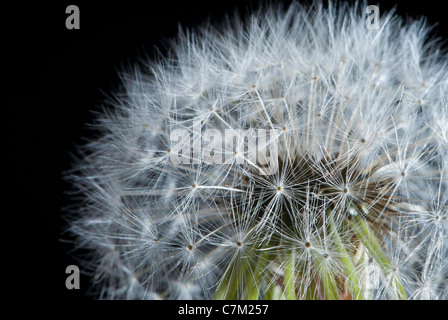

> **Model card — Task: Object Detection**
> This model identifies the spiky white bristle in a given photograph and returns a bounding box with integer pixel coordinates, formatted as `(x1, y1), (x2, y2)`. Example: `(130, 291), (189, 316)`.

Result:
(67, 1), (448, 300)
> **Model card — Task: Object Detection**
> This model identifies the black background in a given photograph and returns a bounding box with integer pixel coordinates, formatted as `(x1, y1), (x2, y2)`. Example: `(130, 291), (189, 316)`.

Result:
(6, 0), (447, 310)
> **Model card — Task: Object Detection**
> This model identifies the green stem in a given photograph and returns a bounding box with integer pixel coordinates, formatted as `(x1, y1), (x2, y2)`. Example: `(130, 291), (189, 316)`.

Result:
(315, 254), (339, 300)
(266, 284), (284, 300)
(293, 260), (318, 300)
(214, 257), (248, 300)
(243, 251), (267, 300)
(214, 247), (269, 300)
(328, 216), (364, 300)
(283, 249), (297, 300)
(302, 275), (318, 300)
(351, 214), (407, 300)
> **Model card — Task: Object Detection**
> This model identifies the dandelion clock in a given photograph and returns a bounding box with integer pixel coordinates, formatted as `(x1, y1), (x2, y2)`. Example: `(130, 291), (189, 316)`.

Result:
(65, 1), (448, 300)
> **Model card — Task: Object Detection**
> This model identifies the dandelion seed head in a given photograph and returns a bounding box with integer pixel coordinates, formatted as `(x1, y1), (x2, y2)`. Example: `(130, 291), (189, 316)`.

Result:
(66, 1), (448, 299)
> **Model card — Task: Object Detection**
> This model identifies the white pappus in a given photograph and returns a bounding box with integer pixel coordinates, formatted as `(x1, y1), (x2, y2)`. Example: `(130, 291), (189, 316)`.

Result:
(66, 1), (448, 300)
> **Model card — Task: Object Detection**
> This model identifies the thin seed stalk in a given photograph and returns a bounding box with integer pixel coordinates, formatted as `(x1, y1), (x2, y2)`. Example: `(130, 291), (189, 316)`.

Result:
(214, 247), (266, 300)
(214, 256), (249, 300)
(295, 260), (319, 300)
(314, 254), (339, 300)
(266, 284), (285, 300)
(351, 214), (407, 300)
(302, 277), (318, 300)
(243, 251), (267, 300)
(328, 216), (364, 299)
(283, 249), (297, 300)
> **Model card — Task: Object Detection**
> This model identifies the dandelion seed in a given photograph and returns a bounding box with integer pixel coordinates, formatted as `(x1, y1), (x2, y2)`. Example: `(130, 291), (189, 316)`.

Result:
(66, 1), (448, 300)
